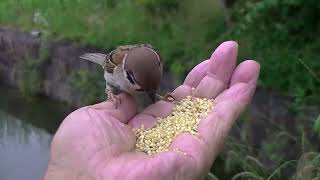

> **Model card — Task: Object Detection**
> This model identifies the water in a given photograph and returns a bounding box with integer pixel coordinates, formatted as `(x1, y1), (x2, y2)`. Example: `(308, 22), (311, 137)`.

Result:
(0, 85), (71, 180)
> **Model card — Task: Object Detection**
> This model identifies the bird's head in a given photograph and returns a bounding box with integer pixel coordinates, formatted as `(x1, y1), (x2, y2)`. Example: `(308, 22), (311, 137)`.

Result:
(123, 46), (162, 103)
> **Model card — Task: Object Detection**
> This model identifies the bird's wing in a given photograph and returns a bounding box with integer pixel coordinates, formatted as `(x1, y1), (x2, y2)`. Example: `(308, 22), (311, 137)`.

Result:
(109, 47), (128, 66)
(80, 44), (160, 73)
(79, 53), (106, 66)
(104, 57), (117, 73)
(79, 53), (116, 73)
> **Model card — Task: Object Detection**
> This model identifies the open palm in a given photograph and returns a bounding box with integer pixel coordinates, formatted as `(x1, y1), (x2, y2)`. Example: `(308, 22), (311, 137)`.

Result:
(45, 41), (260, 180)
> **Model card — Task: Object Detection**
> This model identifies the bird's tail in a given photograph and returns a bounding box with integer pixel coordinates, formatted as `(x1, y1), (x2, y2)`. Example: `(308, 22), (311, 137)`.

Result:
(79, 53), (107, 66)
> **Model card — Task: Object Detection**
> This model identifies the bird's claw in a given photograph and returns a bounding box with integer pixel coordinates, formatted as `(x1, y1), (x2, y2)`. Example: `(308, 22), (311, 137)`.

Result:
(157, 87), (196, 103)
(156, 92), (175, 102)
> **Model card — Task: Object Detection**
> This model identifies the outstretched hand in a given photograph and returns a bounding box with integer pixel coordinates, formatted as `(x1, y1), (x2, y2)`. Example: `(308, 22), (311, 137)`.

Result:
(45, 41), (260, 180)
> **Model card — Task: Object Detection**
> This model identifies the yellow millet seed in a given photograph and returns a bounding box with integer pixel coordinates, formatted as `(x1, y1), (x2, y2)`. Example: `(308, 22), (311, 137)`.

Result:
(134, 96), (214, 155)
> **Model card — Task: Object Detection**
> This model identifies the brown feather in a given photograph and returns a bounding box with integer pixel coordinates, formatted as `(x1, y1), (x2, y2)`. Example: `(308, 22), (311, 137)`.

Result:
(79, 53), (106, 66)
(103, 57), (117, 73)
(109, 46), (130, 66)
(109, 44), (157, 67)
(124, 46), (162, 92)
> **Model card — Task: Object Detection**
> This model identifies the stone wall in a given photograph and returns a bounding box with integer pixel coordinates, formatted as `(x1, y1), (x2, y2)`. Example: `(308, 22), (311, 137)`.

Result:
(0, 27), (101, 107)
(0, 27), (176, 107)
(1, 27), (318, 155)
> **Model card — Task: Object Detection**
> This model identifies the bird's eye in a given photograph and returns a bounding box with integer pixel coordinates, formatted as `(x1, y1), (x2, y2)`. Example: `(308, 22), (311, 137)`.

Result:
(126, 71), (135, 84)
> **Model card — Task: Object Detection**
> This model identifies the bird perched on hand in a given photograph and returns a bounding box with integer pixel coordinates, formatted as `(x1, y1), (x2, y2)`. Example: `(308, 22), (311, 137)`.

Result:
(80, 44), (164, 108)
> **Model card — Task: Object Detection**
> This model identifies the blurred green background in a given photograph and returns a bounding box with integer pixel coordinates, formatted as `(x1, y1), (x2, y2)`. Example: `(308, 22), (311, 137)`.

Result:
(0, 0), (319, 179)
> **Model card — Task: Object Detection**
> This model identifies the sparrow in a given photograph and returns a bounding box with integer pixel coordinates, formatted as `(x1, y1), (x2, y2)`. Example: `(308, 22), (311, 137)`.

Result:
(80, 44), (170, 107)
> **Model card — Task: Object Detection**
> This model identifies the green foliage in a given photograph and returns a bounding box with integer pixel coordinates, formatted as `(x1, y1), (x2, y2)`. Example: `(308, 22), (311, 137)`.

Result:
(293, 152), (320, 179)
(261, 133), (290, 165)
(1, 0), (318, 101)
(233, 0), (320, 43)
(14, 44), (49, 98)
(16, 58), (43, 97)
(231, 0), (319, 93)
(209, 108), (320, 180)
(70, 70), (105, 105)
(213, 138), (316, 180)
(1, 0), (319, 179)
(135, 0), (179, 16)
(313, 114), (320, 136)
(0, 0), (225, 75)
(206, 172), (219, 180)
(15, 46), (50, 97)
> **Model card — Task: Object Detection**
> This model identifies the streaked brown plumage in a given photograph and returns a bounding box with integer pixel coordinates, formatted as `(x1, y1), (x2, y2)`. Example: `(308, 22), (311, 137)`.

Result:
(79, 44), (163, 107)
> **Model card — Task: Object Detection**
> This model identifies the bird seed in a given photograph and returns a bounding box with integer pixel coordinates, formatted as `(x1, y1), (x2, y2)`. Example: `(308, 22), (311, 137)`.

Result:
(134, 96), (214, 155)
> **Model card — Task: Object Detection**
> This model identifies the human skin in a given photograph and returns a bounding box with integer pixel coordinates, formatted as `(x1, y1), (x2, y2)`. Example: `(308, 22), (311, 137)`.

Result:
(45, 41), (260, 180)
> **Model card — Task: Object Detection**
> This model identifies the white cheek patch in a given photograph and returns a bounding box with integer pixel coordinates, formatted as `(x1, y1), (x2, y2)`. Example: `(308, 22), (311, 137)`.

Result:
(122, 53), (142, 90)
(122, 53), (128, 76)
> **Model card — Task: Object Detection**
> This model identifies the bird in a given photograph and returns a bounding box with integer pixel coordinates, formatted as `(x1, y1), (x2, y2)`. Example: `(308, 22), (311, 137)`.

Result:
(79, 44), (171, 108)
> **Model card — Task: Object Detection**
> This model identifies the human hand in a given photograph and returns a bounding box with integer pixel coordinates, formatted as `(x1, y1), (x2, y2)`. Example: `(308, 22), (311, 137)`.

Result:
(45, 41), (260, 180)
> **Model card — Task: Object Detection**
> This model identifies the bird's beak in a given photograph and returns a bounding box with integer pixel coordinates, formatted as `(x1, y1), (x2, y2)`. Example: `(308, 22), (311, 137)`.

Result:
(147, 91), (156, 103)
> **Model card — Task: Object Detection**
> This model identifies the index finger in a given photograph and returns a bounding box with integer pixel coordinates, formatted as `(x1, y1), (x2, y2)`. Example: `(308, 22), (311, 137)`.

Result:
(197, 60), (260, 157)
(169, 60), (260, 165)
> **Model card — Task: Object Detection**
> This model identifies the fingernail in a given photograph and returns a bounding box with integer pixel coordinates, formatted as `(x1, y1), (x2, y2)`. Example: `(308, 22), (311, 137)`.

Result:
(247, 61), (260, 85)
(236, 60), (260, 85)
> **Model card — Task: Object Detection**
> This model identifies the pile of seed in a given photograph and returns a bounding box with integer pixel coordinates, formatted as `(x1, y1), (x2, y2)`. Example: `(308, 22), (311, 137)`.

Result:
(134, 96), (214, 155)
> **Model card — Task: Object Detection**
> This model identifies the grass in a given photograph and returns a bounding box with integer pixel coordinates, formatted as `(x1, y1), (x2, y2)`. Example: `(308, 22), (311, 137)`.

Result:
(0, 0), (225, 73)
(16, 58), (43, 97)
(0, 0), (319, 179)
(209, 109), (320, 179)
(70, 69), (105, 105)
(0, 0), (318, 101)
(15, 46), (50, 97)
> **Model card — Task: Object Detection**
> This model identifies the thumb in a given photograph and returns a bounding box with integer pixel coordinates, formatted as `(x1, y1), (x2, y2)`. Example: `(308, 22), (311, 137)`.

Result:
(89, 93), (138, 123)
